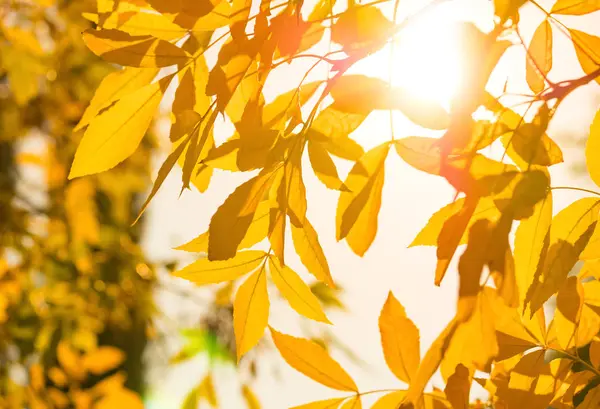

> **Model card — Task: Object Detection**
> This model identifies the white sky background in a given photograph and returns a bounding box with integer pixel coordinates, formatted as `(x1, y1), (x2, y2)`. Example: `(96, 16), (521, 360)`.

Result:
(141, 0), (600, 408)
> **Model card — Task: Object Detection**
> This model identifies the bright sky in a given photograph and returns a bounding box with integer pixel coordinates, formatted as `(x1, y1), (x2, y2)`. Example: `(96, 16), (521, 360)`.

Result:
(142, 0), (600, 408)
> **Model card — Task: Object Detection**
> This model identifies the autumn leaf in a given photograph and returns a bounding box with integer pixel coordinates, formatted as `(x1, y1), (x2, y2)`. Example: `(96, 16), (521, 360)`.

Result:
(331, 5), (393, 54)
(291, 398), (346, 409)
(308, 141), (347, 191)
(526, 197), (600, 313)
(291, 217), (335, 287)
(444, 364), (470, 409)
(336, 143), (390, 256)
(526, 20), (553, 94)
(83, 29), (191, 67)
(208, 171), (275, 260)
(270, 328), (358, 392)
(69, 75), (172, 178)
(569, 30), (600, 85)
(234, 266), (270, 360)
(551, 0), (600, 15)
(83, 347), (125, 375)
(173, 250), (266, 285)
(586, 110), (600, 187)
(268, 257), (330, 324)
(379, 292), (420, 384)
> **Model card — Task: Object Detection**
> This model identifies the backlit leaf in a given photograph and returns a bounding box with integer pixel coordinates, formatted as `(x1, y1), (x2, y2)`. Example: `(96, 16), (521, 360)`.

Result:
(444, 364), (470, 409)
(526, 197), (600, 313)
(270, 328), (358, 392)
(83, 29), (191, 67)
(526, 20), (553, 94)
(379, 292), (420, 384)
(208, 171), (275, 260)
(83, 347), (125, 375)
(173, 250), (266, 285)
(268, 257), (330, 324)
(551, 0), (600, 15)
(586, 110), (600, 187)
(242, 384), (261, 409)
(69, 76), (171, 178)
(291, 217), (335, 287)
(308, 141), (347, 191)
(331, 5), (393, 54)
(234, 266), (269, 360)
(291, 398), (345, 409)
(570, 30), (600, 85)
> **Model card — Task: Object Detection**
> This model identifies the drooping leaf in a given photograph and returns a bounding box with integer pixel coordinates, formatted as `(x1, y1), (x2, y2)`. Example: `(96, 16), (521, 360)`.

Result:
(75, 67), (159, 131)
(336, 143), (389, 256)
(526, 197), (600, 313)
(551, 0), (600, 15)
(234, 266), (269, 360)
(514, 190), (552, 308)
(83, 29), (191, 67)
(208, 171), (275, 260)
(270, 328), (358, 392)
(268, 257), (330, 324)
(379, 292), (420, 384)
(586, 110), (600, 187)
(526, 20), (553, 94)
(69, 74), (171, 179)
(291, 217), (335, 287)
(394, 137), (441, 175)
(173, 250), (266, 285)
(308, 141), (347, 191)
(569, 30), (600, 85)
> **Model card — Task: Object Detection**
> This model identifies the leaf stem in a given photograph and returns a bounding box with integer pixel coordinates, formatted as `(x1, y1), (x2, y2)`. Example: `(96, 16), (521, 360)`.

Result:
(550, 186), (600, 196)
(547, 347), (600, 378)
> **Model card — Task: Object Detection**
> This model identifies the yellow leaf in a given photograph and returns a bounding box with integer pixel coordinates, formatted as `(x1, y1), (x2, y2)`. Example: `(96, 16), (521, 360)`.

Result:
(198, 374), (218, 407)
(553, 277), (583, 349)
(57, 342), (86, 381)
(526, 197), (600, 312)
(309, 106), (368, 154)
(514, 190), (552, 308)
(65, 179), (100, 244)
(83, 29), (191, 67)
(173, 250), (266, 285)
(291, 398), (346, 409)
(586, 110), (600, 188)
(96, 389), (144, 409)
(208, 171), (275, 260)
(270, 328), (357, 392)
(99, 11), (189, 41)
(444, 364), (470, 409)
(526, 20), (553, 94)
(371, 392), (405, 409)
(336, 143), (389, 256)
(242, 385), (261, 409)
(379, 292), (420, 384)
(69, 76), (171, 178)
(291, 217), (335, 287)
(330, 76), (449, 130)
(308, 141), (347, 191)
(551, 0), (600, 15)
(269, 257), (330, 324)
(176, 200), (272, 253)
(234, 267), (269, 360)
(83, 347), (125, 375)
(435, 196), (479, 286)
(331, 5), (393, 54)
(570, 30), (600, 85)
(403, 319), (459, 406)
(394, 137), (441, 175)
(579, 385), (600, 409)
(590, 338), (600, 368)
(75, 67), (159, 132)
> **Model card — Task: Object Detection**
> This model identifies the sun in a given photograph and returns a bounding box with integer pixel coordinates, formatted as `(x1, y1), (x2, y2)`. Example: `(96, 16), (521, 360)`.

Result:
(357, 5), (468, 111)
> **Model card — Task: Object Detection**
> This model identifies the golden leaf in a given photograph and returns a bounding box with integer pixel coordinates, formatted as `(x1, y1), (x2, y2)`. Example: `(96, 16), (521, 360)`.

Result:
(83, 29), (191, 67)
(444, 364), (470, 409)
(83, 347), (125, 375)
(268, 257), (330, 324)
(291, 217), (335, 287)
(270, 328), (357, 392)
(234, 267), (269, 360)
(173, 250), (266, 285)
(586, 110), (600, 188)
(551, 0), (600, 15)
(242, 384), (261, 409)
(379, 292), (420, 384)
(291, 398), (346, 409)
(69, 75), (171, 178)
(526, 20), (553, 94)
